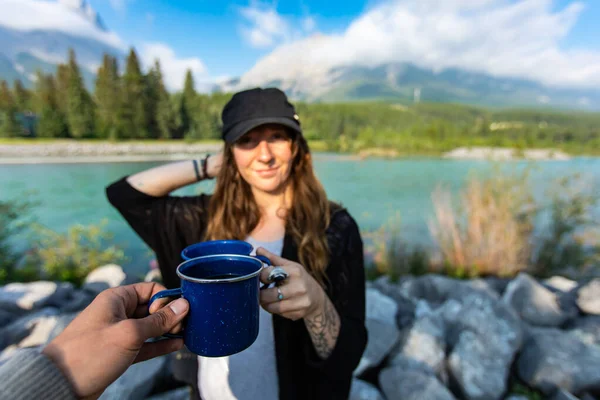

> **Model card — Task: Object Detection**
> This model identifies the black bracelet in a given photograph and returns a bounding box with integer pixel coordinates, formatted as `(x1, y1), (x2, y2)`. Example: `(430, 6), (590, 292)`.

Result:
(192, 159), (201, 181)
(202, 154), (211, 179)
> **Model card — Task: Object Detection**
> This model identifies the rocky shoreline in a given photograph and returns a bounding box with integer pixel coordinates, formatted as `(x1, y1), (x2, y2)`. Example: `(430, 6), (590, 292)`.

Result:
(443, 146), (571, 161)
(2, 266), (600, 399)
(0, 142), (578, 164)
(0, 142), (223, 164)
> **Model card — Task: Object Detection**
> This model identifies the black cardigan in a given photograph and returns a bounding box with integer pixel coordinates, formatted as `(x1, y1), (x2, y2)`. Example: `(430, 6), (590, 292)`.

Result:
(105, 177), (367, 400)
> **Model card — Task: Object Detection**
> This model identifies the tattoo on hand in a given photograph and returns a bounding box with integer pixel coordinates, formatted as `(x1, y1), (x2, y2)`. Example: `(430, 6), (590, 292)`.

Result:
(304, 297), (340, 359)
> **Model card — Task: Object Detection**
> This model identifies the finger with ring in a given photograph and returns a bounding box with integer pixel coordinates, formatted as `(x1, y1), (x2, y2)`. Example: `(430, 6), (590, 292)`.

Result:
(277, 287), (284, 301)
(269, 266), (289, 284)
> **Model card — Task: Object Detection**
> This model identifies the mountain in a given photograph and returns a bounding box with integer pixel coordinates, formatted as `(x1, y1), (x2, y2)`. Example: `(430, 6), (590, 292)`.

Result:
(0, 0), (122, 88)
(219, 61), (600, 111)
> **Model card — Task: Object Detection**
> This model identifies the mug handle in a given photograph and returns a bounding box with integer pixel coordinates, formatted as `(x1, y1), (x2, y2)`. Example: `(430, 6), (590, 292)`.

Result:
(148, 288), (184, 339)
(256, 255), (272, 290)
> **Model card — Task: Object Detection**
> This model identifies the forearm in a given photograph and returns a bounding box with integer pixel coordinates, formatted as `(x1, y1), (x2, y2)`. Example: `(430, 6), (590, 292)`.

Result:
(304, 294), (341, 359)
(127, 153), (221, 197)
(126, 160), (199, 197)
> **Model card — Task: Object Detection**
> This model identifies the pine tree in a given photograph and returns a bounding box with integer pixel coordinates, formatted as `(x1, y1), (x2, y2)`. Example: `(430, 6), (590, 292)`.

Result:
(181, 69), (197, 138)
(34, 72), (68, 138)
(122, 48), (150, 139)
(0, 80), (21, 137)
(13, 80), (32, 112)
(95, 54), (122, 140)
(65, 49), (95, 138)
(55, 63), (70, 115)
(147, 60), (175, 139)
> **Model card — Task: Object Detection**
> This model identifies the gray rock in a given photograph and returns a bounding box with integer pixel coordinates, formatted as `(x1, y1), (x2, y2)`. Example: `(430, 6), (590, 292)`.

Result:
(0, 308), (60, 351)
(448, 330), (508, 400)
(0, 282), (74, 313)
(365, 287), (398, 323)
(483, 277), (511, 295)
(464, 278), (501, 299)
(349, 379), (385, 400)
(399, 274), (497, 307)
(17, 315), (59, 348)
(544, 276), (578, 293)
(60, 290), (96, 313)
(566, 315), (600, 346)
(503, 273), (577, 327)
(83, 264), (127, 294)
(396, 312), (447, 380)
(440, 294), (522, 400)
(550, 389), (580, 400)
(370, 278), (417, 328)
(516, 328), (600, 395)
(99, 356), (167, 400)
(145, 387), (191, 400)
(440, 294), (522, 353)
(415, 300), (433, 319)
(504, 396), (529, 400)
(0, 309), (16, 326)
(379, 366), (456, 400)
(354, 318), (400, 376)
(577, 279), (600, 315)
(388, 354), (437, 376)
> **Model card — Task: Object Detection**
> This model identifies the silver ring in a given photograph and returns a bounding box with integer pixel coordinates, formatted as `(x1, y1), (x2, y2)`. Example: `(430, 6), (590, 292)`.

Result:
(277, 287), (284, 301)
(268, 267), (289, 283)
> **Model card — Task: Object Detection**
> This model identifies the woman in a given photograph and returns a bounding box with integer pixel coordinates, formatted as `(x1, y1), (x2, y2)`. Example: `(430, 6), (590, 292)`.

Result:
(106, 87), (367, 400)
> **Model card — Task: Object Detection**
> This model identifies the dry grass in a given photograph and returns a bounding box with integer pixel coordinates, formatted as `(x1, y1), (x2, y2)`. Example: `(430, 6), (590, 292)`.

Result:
(428, 171), (535, 278)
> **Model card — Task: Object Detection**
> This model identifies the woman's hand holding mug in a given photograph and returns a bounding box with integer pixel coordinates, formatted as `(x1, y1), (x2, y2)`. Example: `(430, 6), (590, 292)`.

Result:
(257, 247), (326, 321)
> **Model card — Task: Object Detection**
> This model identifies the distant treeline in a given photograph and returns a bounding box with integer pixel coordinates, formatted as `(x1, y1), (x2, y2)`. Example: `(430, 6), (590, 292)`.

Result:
(1, 48), (599, 154)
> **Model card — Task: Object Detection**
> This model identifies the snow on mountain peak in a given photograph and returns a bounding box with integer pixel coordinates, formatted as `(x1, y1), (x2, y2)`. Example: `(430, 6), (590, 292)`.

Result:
(58, 0), (107, 31)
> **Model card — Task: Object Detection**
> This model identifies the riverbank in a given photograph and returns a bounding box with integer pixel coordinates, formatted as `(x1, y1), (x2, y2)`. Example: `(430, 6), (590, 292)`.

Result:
(0, 139), (583, 164)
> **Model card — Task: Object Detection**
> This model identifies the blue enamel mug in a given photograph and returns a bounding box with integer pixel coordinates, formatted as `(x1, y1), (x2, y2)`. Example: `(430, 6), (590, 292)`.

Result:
(149, 253), (269, 357)
(181, 240), (253, 260)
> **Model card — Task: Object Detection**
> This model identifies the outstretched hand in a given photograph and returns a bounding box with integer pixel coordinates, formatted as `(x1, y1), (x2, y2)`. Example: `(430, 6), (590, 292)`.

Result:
(42, 282), (189, 399)
(257, 247), (325, 321)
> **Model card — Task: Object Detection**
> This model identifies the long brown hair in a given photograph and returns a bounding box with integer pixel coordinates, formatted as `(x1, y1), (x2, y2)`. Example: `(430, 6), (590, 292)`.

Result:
(204, 130), (330, 286)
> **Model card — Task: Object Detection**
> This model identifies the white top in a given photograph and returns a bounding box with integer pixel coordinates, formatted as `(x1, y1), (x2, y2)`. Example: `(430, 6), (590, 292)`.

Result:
(196, 237), (284, 400)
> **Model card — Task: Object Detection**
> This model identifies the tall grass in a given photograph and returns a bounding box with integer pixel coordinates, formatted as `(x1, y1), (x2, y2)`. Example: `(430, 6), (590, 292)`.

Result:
(428, 170), (536, 278)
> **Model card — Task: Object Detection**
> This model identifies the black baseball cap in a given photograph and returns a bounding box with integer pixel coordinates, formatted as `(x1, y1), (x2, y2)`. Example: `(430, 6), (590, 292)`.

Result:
(221, 88), (302, 144)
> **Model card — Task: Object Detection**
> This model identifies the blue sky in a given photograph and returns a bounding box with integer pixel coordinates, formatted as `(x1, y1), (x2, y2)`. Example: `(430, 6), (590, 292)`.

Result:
(4, 0), (598, 90)
(86, 0), (600, 84)
(86, 0), (373, 78)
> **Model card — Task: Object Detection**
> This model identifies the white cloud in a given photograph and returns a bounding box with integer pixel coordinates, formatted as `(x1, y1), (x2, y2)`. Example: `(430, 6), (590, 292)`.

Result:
(0, 0), (124, 49)
(237, 0), (600, 90)
(239, 2), (292, 48)
(238, 2), (318, 48)
(140, 42), (208, 91)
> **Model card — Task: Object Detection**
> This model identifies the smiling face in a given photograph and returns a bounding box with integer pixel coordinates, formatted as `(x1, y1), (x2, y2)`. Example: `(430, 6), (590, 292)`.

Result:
(232, 124), (294, 195)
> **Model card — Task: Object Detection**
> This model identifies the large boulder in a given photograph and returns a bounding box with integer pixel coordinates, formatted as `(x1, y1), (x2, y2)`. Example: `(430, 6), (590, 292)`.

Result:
(503, 273), (577, 327)
(393, 311), (447, 381)
(448, 330), (508, 400)
(354, 288), (400, 375)
(379, 366), (456, 400)
(544, 276), (578, 293)
(0, 308), (60, 351)
(516, 328), (600, 395)
(349, 379), (385, 400)
(99, 356), (168, 400)
(440, 294), (523, 400)
(398, 275), (497, 308)
(0, 282), (74, 313)
(83, 264), (128, 294)
(565, 315), (600, 346)
(576, 279), (600, 315)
